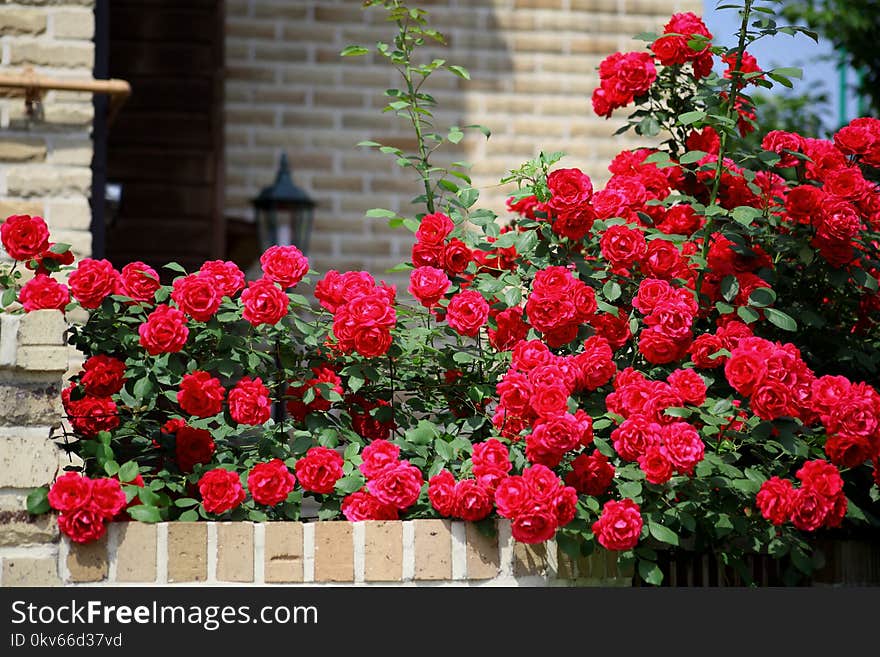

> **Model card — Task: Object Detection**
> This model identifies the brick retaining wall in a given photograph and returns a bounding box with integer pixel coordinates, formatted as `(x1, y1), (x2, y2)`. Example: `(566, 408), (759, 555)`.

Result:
(59, 519), (632, 586)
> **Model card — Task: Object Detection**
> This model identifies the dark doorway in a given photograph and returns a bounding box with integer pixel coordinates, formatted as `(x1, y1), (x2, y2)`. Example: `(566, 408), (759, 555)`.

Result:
(100, 0), (225, 275)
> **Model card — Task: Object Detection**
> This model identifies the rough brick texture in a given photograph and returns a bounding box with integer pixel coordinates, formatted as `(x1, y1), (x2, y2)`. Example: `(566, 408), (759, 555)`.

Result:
(0, 0), (96, 262)
(225, 0), (698, 283)
(264, 521), (304, 583)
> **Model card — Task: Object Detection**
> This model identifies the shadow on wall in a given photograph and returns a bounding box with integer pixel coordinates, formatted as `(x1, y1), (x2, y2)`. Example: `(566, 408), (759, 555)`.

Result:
(223, 0), (515, 283)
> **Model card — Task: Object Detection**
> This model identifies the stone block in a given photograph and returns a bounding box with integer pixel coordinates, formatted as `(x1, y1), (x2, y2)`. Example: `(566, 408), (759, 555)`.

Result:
(15, 346), (68, 372)
(0, 382), (63, 427)
(364, 521), (402, 582)
(217, 522), (253, 583)
(465, 522), (500, 580)
(18, 311), (67, 346)
(114, 522), (157, 583)
(513, 541), (550, 577)
(9, 38), (94, 68)
(0, 7), (47, 35)
(2, 557), (59, 587)
(264, 522), (303, 583)
(413, 519), (452, 581)
(167, 522), (207, 583)
(0, 427), (58, 488)
(67, 535), (108, 583)
(0, 509), (58, 546)
(313, 522), (353, 583)
(0, 139), (47, 162)
(51, 9), (93, 39)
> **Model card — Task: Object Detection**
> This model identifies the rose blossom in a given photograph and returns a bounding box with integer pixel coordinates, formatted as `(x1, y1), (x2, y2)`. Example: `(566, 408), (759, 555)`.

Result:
(367, 461), (424, 510)
(18, 274), (70, 312)
(58, 507), (107, 544)
(241, 277), (290, 326)
(342, 490), (398, 521)
(295, 447), (344, 494)
(81, 355), (126, 397)
(48, 472), (92, 512)
(446, 289), (489, 337)
(592, 498), (644, 550)
(138, 304), (189, 355)
(247, 459), (296, 506)
(69, 258), (121, 309)
(428, 469), (457, 516)
(2, 214), (50, 261)
(452, 479), (493, 521)
(511, 503), (559, 544)
(408, 266), (450, 308)
(228, 376), (272, 425)
(175, 425), (215, 473)
(756, 476), (794, 526)
(89, 478), (127, 518)
(199, 260), (246, 297)
(119, 261), (162, 303)
(177, 370), (225, 417)
(359, 439), (401, 479)
(171, 273), (221, 322)
(198, 468), (246, 514)
(260, 244), (309, 288)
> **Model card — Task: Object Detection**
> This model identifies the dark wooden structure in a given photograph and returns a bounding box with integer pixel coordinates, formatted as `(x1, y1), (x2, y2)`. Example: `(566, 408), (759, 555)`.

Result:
(98, 0), (226, 275)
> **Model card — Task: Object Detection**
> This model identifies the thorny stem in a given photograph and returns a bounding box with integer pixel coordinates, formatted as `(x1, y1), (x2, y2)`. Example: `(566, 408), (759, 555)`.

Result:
(694, 0), (755, 306)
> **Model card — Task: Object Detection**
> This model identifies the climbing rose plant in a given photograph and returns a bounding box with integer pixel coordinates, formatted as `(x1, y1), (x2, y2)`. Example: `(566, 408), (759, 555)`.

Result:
(2, 0), (878, 584)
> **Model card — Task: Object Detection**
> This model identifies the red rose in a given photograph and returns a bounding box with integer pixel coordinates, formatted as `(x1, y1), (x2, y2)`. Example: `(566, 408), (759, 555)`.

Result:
(522, 464), (560, 502)
(428, 469), (457, 516)
(689, 333), (726, 369)
(18, 274), (70, 312)
(547, 168), (594, 212)
(48, 472), (92, 512)
(120, 261), (161, 304)
(667, 368), (707, 406)
(228, 376), (271, 425)
(446, 289), (489, 337)
(138, 304), (189, 355)
(756, 476), (794, 526)
(662, 422), (704, 475)
(600, 224), (647, 269)
(443, 238), (472, 275)
(452, 479), (493, 521)
(178, 370), (226, 417)
(511, 503), (558, 544)
(411, 241), (445, 269)
(1, 214), (50, 261)
(724, 348), (768, 396)
(81, 355), (126, 397)
(58, 507), (107, 544)
(247, 459), (296, 506)
(494, 475), (530, 519)
(408, 266), (450, 308)
(367, 460), (424, 510)
(488, 306), (529, 351)
(834, 123), (875, 155)
(611, 52), (658, 95)
(171, 273), (221, 322)
(472, 439), (511, 476)
(612, 414), (662, 462)
(240, 277), (290, 326)
(566, 451), (615, 496)
(789, 487), (831, 531)
(415, 212), (454, 245)
(63, 390), (119, 437)
(69, 258), (121, 309)
(342, 490), (398, 521)
(90, 478), (127, 519)
(175, 425), (215, 473)
(285, 366), (343, 422)
(553, 206), (596, 241)
(824, 433), (873, 469)
(761, 130), (805, 168)
(553, 486), (578, 526)
(199, 260), (246, 298)
(530, 382), (569, 418)
(198, 468), (246, 514)
(795, 460), (843, 498)
(295, 446), (344, 494)
(260, 244), (309, 288)
(359, 439), (400, 479)
(638, 445), (673, 484)
(592, 498), (643, 550)
(751, 381), (795, 421)
(511, 339), (552, 371)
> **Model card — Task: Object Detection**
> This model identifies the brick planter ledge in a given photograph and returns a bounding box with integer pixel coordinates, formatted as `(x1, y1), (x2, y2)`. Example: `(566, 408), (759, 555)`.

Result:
(60, 520), (633, 587)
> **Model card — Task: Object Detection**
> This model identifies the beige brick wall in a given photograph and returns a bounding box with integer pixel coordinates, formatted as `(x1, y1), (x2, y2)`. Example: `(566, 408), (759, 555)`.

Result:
(0, 0), (96, 262)
(225, 0), (702, 280)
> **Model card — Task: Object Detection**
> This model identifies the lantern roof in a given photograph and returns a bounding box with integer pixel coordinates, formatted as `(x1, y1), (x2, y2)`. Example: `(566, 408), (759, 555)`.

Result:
(253, 153), (315, 208)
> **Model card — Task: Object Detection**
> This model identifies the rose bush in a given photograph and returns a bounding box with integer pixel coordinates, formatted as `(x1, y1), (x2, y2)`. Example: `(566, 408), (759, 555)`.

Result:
(3, 0), (878, 585)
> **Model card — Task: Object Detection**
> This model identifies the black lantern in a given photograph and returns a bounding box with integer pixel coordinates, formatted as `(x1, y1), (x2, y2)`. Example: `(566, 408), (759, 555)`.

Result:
(252, 152), (315, 254)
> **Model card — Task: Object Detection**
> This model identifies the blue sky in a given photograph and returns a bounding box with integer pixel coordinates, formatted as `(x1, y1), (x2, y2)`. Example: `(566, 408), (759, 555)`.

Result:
(701, 0), (862, 131)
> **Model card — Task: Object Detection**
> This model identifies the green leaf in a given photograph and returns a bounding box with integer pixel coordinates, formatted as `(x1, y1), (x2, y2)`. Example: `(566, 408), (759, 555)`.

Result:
(365, 208), (397, 218)
(731, 206), (762, 226)
(178, 509), (199, 522)
(26, 487), (50, 515)
(748, 287), (776, 308)
(638, 559), (663, 586)
(118, 461), (139, 483)
(678, 110), (706, 126)
(679, 150), (707, 164)
(174, 497), (200, 508)
(48, 242), (71, 254)
(770, 66), (803, 79)
(602, 280), (622, 302)
(340, 45), (369, 57)
(447, 127), (464, 144)
(128, 505), (162, 523)
(649, 522), (679, 546)
(737, 306), (760, 324)
(447, 65), (470, 80)
(103, 460), (120, 477)
(720, 275), (740, 302)
(1, 287), (15, 307)
(619, 481), (642, 499)
(764, 307), (797, 332)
